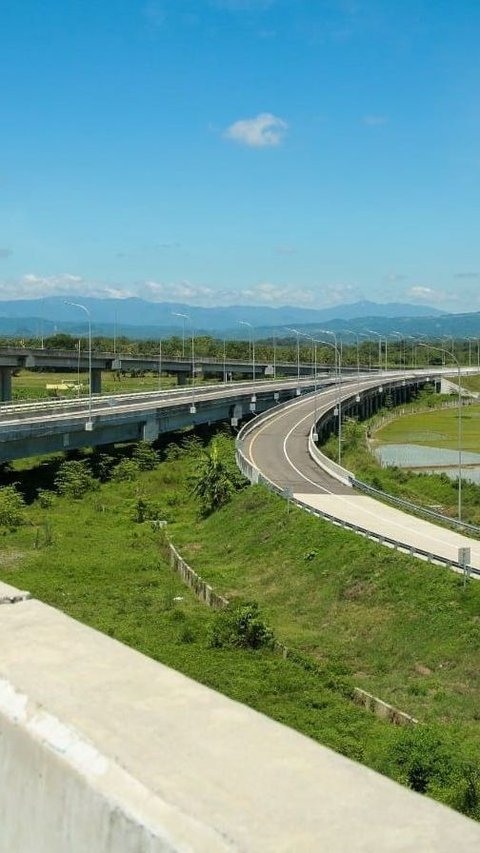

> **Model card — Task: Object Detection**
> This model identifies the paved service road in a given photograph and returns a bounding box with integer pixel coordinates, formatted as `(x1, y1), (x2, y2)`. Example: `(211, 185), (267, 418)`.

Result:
(241, 377), (480, 574)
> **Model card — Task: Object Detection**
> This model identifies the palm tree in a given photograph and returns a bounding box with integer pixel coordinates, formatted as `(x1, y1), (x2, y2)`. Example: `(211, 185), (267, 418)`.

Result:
(191, 440), (235, 515)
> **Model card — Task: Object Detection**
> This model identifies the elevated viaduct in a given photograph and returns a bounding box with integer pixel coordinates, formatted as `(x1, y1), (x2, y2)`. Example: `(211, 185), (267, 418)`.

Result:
(0, 372), (437, 464)
(0, 345), (349, 401)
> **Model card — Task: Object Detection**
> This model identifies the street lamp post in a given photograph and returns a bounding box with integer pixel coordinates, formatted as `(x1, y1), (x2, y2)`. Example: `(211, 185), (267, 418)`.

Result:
(343, 329), (362, 401)
(286, 328), (301, 394)
(238, 321), (256, 388)
(190, 325), (196, 412)
(391, 332), (407, 372)
(343, 329), (360, 376)
(172, 312), (188, 357)
(65, 301), (93, 430)
(367, 329), (384, 371)
(158, 339), (162, 391)
(76, 338), (81, 397)
(319, 329), (342, 464)
(173, 312), (195, 408)
(418, 342), (463, 522)
(298, 332), (319, 439)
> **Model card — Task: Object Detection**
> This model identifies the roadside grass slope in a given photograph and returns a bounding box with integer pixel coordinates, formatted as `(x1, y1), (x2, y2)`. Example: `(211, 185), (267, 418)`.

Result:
(0, 431), (479, 816)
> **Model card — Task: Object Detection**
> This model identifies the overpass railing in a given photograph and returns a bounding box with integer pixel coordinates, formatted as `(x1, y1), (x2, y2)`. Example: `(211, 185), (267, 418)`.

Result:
(0, 376), (325, 422)
(306, 378), (480, 539)
(236, 434), (480, 578)
(236, 375), (480, 577)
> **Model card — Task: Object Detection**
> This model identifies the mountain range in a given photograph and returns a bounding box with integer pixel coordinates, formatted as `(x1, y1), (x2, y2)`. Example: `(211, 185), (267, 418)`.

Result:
(0, 294), (479, 340)
(0, 295), (444, 336)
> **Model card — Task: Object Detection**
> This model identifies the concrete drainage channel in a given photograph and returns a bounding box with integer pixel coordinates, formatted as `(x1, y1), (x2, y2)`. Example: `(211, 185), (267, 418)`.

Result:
(166, 538), (417, 727)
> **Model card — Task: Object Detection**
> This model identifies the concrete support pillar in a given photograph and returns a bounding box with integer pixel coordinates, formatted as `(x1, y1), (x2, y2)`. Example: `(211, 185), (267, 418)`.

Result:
(0, 368), (12, 402)
(177, 372), (189, 386)
(91, 368), (102, 395)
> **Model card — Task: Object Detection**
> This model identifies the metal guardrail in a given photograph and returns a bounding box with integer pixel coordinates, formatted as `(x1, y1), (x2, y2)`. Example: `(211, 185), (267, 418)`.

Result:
(0, 376), (326, 422)
(351, 478), (480, 538)
(304, 377), (480, 539)
(236, 374), (480, 577)
(235, 442), (480, 578)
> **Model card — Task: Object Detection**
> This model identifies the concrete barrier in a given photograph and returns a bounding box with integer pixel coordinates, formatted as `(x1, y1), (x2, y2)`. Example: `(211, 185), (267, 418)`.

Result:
(169, 542), (229, 609)
(353, 687), (418, 726)
(2, 584), (480, 851)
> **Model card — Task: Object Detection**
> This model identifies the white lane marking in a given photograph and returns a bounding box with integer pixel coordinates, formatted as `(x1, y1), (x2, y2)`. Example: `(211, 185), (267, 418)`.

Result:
(297, 494), (480, 561)
(247, 385), (480, 557)
(248, 377), (384, 491)
(248, 393), (339, 492)
(282, 411), (333, 493)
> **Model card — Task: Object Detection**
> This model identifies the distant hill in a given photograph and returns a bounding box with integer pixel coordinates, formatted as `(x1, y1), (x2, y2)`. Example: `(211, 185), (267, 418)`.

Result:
(1, 295), (478, 341)
(0, 295), (444, 338)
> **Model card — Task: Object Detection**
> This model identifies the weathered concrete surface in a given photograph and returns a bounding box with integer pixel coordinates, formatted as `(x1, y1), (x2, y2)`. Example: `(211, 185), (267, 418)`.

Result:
(1, 590), (480, 852)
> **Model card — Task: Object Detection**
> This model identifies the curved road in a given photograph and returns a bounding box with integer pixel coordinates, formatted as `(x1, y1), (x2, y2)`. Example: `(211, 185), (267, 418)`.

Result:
(241, 378), (480, 574)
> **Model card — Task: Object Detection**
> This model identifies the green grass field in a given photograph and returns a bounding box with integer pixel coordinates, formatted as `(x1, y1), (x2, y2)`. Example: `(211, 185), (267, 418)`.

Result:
(1, 434), (480, 816)
(11, 369), (177, 401)
(451, 374), (480, 394)
(321, 400), (480, 524)
(375, 404), (480, 453)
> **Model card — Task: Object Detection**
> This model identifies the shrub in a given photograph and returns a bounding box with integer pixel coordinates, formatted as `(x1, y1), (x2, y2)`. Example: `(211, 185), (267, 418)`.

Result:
(37, 488), (54, 509)
(389, 725), (454, 794)
(132, 496), (169, 524)
(111, 459), (139, 482)
(209, 602), (274, 650)
(132, 442), (159, 471)
(54, 460), (98, 499)
(92, 452), (115, 482)
(0, 485), (25, 530)
(191, 439), (236, 515)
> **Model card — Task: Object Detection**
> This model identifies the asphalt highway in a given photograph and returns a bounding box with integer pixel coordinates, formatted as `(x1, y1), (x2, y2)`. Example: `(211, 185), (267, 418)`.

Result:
(242, 377), (480, 573)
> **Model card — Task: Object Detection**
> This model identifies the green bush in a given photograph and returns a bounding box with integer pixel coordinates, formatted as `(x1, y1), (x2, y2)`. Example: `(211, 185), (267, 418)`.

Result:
(111, 459), (139, 482)
(389, 725), (454, 794)
(191, 439), (240, 515)
(132, 442), (159, 471)
(37, 488), (55, 509)
(209, 602), (274, 650)
(132, 496), (170, 524)
(92, 452), (115, 482)
(54, 460), (98, 499)
(0, 485), (25, 531)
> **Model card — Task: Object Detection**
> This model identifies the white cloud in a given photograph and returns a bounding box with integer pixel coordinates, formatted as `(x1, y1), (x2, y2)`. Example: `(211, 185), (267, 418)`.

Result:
(138, 279), (316, 307)
(406, 286), (439, 302)
(320, 282), (360, 305)
(224, 112), (288, 148)
(0, 273), (353, 310)
(17, 273), (84, 296)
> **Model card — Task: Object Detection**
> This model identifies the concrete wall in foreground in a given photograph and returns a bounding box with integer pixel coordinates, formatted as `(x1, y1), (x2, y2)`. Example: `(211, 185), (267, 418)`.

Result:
(2, 579), (480, 852)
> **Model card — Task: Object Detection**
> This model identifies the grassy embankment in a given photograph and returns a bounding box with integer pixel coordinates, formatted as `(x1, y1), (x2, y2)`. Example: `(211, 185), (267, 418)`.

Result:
(451, 374), (480, 394)
(1, 432), (480, 817)
(322, 395), (480, 527)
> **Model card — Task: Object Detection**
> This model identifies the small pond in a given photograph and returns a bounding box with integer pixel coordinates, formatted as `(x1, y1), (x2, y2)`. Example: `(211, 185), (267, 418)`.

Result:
(374, 443), (480, 485)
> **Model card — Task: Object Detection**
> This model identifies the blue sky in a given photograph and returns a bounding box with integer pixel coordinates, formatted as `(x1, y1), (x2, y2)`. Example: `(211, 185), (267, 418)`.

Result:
(1, 0), (479, 312)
